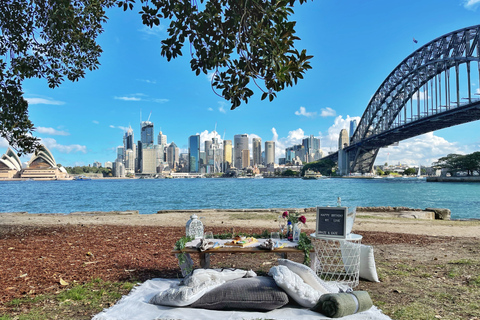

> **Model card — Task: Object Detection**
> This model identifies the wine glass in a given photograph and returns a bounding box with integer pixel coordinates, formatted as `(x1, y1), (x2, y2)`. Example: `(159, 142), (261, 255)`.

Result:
(278, 216), (286, 238)
(203, 231), (214, 243)
(271, 232), (280, 248)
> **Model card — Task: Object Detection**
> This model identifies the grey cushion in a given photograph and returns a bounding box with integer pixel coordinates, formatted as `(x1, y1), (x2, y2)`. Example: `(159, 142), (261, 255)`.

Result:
(189, 276), (289, 311)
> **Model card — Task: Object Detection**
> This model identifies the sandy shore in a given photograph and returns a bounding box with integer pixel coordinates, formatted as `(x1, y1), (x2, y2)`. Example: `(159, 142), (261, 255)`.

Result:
(1, 210), (479, 238)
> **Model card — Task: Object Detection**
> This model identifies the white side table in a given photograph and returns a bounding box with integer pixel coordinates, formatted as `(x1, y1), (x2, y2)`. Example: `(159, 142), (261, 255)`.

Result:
(309, 233), (362, 288)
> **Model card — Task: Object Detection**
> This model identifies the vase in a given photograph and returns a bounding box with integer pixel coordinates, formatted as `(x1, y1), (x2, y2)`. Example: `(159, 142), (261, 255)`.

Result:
(293, 222), (302, 242)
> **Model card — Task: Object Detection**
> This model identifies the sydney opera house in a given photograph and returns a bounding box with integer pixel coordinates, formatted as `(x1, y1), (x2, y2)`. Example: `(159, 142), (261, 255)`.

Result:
(0, 145), (69, 180)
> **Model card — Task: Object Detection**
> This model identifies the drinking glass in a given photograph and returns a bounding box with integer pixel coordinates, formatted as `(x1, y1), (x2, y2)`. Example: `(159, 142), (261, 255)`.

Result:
(271, 232), (280, 248)
(278, 216), (286, 237)
(203, 231), (214, 242)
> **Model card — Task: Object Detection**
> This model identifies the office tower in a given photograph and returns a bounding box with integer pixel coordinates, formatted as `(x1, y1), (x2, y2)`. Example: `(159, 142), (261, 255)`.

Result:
(265, 141), (275, 165)
(116, 146), (124, 162)
(167, 142), (179, 169)
(141, 145), (157, 174)
(158, 131), (167, 146)
(141, 120), (154, 145)
(113, 160), (125, 177)
(123, 126), (136, 167)
(302, 135), (321, 162)
(241, 149), (250, 168)
(223, 140), (232, 171)
(349, 119), (358, 138)
(252, 138), (262, 166)
(234, 134), (248, 168)
(339, 129), (349, 150)
(205, 140), (213, 167)
(189, 135), (200, 172)
(125, 149), (135, 174)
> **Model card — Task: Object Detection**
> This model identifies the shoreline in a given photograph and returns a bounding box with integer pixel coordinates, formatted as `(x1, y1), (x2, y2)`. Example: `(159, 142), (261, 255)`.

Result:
(2, 208), (479, 238)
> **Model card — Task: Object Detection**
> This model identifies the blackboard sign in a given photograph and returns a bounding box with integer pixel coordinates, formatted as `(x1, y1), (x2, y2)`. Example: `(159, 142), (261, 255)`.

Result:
(315, 207), (347, 239)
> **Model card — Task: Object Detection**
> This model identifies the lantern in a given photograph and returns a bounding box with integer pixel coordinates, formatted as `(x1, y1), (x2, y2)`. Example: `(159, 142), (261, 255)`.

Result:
(186, 214), (204, 239)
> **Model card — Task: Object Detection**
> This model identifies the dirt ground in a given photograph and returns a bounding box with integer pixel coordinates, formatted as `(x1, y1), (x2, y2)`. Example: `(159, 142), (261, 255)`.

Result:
(1, 211), (479, 319)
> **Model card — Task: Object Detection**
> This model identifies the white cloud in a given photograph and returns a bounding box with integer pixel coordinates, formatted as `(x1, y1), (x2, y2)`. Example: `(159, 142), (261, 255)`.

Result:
(219, 106), (226, 114)
(464, 0), (480, 10)
(374, 132), (472, 166)
(137, 79), (157, 84)
(320, 115), (361, 152)
(153, 98), (169, 104)
(114, 96), (141, 101)
(26, 97), (65, 105)
(92, 120), (99, 125)
(40, 137), (87, 154)
(207, 71), (216, 82)
(218, 101), (228, 114)
(295, 106), (317, 118)
(320, 107), (337, 117)
(412, 90), (429, 101)
(271, 127), (307, 160)
(36, 127), (69, 136)
(198, 130), (223, 151)
(110, 125), (129, 131)
(208, 107), (213, 111)
(138, 25), (166, 37)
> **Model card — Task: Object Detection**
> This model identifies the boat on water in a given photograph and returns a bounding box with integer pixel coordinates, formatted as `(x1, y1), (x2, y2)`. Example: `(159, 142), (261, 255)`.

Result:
(74, 175), (91, 181)
(302, 170), (327, 180)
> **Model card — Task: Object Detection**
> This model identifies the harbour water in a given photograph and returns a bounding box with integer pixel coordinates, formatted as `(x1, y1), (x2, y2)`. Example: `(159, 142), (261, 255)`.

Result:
(1, 178), (479, 220)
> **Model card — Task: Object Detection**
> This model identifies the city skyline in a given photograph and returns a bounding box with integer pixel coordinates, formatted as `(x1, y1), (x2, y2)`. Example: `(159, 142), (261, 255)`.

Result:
(1, 1), (480, 167)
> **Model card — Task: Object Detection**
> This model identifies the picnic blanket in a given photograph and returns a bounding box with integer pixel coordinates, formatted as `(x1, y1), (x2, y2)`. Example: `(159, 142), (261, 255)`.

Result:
(93, 278), (392, 320)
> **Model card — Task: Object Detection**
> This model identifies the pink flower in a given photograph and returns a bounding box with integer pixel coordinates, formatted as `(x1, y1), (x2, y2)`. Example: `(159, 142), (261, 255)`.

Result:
(299, 215), (306, 224)
(282, 211), (289, 218)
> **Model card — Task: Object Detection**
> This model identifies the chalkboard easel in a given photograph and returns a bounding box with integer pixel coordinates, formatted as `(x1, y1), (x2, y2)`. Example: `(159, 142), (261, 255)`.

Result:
(315, 206), (347, 239)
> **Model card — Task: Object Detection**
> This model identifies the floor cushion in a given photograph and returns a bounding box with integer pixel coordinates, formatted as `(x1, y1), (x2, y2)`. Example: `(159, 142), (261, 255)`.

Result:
(189, 276), (289, 311)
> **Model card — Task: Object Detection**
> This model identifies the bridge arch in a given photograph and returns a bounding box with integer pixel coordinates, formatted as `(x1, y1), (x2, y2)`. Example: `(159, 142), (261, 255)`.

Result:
(345, 25), (480, 173)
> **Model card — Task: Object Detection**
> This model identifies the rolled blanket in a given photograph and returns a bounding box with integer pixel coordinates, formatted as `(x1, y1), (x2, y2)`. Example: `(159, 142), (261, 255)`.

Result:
(311, 291), (373, 318)
(197, 238), (214, 252)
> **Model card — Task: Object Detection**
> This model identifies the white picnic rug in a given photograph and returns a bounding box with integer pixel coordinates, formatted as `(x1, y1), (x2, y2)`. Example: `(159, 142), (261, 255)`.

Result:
(93, 278), (392, 320)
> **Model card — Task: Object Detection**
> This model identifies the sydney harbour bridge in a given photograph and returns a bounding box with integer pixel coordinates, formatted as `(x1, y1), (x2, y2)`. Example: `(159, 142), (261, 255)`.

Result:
(325, 24), (480, 174)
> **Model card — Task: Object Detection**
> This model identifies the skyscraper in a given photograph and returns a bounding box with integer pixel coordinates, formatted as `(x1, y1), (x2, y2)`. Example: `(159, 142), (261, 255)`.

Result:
(157, 131), (167, 146)
(223, 140), (232, 171)
(205, 140), (213, 167)
(188, 135), (200, 173)
(241, 149), (250, 169)
(339, 129), (349, 150)
(265, 141), (275, 165)
(349, 120), (358, 138)
(252, 137), (262, 166)
(141, 121), (154, 145)
(167, 142), (179, 169)
(234, 134), (248, 169)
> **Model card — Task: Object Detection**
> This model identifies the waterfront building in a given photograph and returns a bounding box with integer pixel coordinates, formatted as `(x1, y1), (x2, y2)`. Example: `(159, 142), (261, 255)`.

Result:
(252, 138), (262, 166)
(265, 141), (275, 165)
(167, 142), (179, 169)
(339, 129), (349, 150)
(285, 144), (305, 164)
(189, 135), (200, 172)
(113, 160), (125, 177)
(141, 145), (157, 174)
(141, 120), (154, 145)
(125, 149), (135, 174)
(0, 147), (22, 179)
(302, 135), (321, 162)
(241, 149), (250, 169)
(223, 140), (232, 171)
(234, 134), (248, 169)
(20, 145), (68, 180)
(104, 161), (113, 169)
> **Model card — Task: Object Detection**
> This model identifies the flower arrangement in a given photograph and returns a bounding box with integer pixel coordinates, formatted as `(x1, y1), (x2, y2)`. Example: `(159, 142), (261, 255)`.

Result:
(282, 211), (306, 225)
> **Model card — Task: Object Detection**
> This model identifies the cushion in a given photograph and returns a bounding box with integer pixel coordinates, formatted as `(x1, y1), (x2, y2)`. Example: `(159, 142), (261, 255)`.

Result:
(268, 265), (321, 308)
(277, 259), (336, 294)
(149, 268), (247, 307)
(190, 276), (289, 311)
(359, 245), (380, 282)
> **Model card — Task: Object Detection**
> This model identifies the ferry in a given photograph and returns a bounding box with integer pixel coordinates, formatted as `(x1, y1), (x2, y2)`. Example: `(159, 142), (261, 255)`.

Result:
(74, 175), (92, 181)
(302, 170), (327, 180)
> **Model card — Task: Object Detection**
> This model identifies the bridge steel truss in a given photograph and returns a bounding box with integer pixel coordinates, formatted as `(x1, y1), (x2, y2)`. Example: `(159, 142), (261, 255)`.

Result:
(347, 24), (480, 173)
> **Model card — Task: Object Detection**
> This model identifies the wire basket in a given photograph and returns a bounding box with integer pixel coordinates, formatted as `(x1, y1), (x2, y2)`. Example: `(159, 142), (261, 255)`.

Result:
(310, 235), (362, 288)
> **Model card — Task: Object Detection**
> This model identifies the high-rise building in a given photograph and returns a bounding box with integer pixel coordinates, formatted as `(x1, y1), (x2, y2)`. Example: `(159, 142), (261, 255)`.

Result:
(113, 160), (125, 177)
(141, 121), (154, 145)
(302, 135), (321, 162)
(223, 140), (232, 171)
(349, 120), (358, 138)
(188, 135), (200, 173)
(252, 138), (262, 166)
(339, 129), (349, 150)
(241, 149), (250, 169)
(265, 141), (275, 165)
(157, 131), (167, 146)
(234, 134), (248, 168)
(205, 140), (213, 167)
(167, 142), (179, 169)
(141, 145), (157, 174)
(125, 149), (135, 174)
(116, 146), (124, 162)
(104, 161), (113, 169)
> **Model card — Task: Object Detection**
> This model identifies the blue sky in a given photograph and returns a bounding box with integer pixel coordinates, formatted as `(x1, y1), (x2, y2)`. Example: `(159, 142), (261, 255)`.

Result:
(1, 0), (480, 167)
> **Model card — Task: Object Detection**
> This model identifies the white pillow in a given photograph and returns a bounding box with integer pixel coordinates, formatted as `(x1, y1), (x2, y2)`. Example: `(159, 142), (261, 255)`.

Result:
(277, 259), (336, 294)
(150, 268), (247, 307)
(268, 265), (321, 308)
(359, 245), (380, 282)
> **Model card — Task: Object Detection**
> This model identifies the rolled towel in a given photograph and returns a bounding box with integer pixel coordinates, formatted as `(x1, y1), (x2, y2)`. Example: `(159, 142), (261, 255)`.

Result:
(311, 291), (373, 318)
